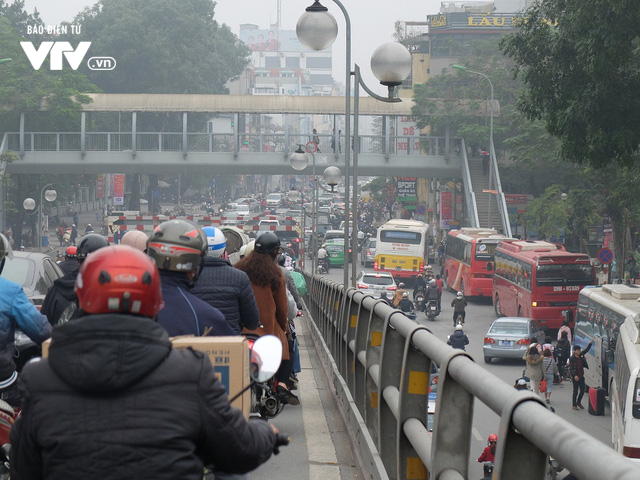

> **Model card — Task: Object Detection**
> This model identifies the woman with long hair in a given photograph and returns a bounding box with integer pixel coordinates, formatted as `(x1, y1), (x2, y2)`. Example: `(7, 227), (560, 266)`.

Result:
(235, 232), (299, 406)
(523, 343), (545, 395)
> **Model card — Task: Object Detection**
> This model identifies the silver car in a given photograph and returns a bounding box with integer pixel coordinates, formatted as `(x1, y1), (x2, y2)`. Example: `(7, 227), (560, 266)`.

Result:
(360, 238), (377, 267)
(0, 251), (64, 307)
(355, 271), (397, 299)
(482, 317), (546, 364)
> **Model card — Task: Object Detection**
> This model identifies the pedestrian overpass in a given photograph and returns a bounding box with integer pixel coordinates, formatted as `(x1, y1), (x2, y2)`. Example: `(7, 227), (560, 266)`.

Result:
(0, 93), (511, 235)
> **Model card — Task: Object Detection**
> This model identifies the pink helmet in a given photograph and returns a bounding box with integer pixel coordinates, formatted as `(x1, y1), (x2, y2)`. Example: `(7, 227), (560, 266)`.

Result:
(120, 230), (149, 252)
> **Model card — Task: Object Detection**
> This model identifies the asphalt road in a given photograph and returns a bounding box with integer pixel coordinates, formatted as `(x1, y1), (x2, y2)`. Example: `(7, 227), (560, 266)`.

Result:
(312, 263), (612, 479)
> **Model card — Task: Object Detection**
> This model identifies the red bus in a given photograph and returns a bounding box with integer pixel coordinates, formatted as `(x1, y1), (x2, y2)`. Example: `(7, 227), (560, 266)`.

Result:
(492, 240), (596, 328)
(443, 228), (511, 297)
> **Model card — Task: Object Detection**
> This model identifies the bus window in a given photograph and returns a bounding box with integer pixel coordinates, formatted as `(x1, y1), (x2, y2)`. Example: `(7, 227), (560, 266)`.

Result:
(536, 263), (594, 286)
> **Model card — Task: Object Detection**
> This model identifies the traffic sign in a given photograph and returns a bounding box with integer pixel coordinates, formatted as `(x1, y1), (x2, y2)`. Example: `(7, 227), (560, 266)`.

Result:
(597, 248), (613, 264)
(416, 205), (426, 215)
(305, 141), (318, 153)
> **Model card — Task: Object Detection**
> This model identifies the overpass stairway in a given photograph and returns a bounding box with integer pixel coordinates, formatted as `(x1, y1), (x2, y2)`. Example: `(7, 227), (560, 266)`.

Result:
(468, 156), (502, 231)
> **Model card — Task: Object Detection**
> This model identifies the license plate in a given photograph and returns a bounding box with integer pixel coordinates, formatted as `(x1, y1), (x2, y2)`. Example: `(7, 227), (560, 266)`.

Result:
(430, 306), (437, 311)
(331, 254), (338, 258)
(395, 266), (402, 271)
(499, 340), (512, 347)
(561, 310), (568, 316)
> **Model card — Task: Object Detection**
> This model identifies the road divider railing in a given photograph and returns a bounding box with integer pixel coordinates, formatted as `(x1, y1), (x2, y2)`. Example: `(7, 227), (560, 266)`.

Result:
(302, 273), (640, 480)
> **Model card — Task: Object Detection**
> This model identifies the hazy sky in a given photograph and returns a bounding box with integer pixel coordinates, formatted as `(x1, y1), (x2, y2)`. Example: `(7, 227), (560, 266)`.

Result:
(23, 0), (443, 93)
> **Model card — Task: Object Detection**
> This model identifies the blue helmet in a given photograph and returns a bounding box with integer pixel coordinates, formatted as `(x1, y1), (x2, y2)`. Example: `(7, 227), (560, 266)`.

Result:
(202, 226), (227, 257)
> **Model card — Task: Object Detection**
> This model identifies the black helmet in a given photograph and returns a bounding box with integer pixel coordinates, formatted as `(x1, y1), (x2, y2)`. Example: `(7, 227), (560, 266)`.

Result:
(254, 232), (280, 254)
(146, 219), (206, 272)
(76, 234), (109, 262)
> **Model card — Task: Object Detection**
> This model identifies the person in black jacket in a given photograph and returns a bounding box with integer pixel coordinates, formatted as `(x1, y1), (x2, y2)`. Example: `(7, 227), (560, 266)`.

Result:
(147, 220), (234, 337)
(41, 234), (109, 326)
(11, 245), (278, 480)
(569, 340), (593, 410)
(448, 324), (469, 350)
(191, 227), (260, 334)
(56, 246), (79, 275)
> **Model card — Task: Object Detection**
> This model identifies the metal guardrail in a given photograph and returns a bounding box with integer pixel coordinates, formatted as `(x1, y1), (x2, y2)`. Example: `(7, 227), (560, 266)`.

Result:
(5, 132), (458, 157)
(460, 139), (480, 228)
(489, 139), (512, 237)
(303, 273), (640, 480)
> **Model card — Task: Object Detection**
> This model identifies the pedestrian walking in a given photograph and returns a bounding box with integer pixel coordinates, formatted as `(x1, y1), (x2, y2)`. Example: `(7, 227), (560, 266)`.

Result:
(569, 340), (593, 410)
(523, 343), (545, 395)
(542, 348), (559, 404)
(556, 331), (571, 379)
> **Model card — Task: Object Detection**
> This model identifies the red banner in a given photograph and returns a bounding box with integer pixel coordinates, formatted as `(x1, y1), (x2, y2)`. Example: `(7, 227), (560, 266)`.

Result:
(440, 191), (454, 229)
(112, 174), (125, 205)
(96, 174), (104, 199)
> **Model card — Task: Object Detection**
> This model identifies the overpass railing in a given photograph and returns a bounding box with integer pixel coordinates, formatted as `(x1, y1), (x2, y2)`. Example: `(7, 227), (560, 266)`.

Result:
(303, 274), (640, 480)
(4, 132), (457, 157)
(489, 138), (512, 237)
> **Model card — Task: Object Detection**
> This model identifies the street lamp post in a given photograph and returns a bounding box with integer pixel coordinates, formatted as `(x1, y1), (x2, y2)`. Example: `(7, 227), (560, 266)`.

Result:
(23, 184), (57, 252)
(290, 145), (342, 274)
(297, 2), (411, 287)
(452, 64), (494, 228)
(287, 187), (305, 270)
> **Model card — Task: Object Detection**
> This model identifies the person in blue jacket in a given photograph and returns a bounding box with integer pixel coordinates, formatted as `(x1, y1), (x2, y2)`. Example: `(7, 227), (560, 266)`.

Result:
(191, 227), (260, 334)
(147, 220), (234, 337)
(0, 233), (51, 406)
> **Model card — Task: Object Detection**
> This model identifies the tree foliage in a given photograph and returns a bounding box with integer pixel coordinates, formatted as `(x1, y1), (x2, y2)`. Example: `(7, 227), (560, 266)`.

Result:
(68, 0), (250, 95)
(500, 0), (640, 168)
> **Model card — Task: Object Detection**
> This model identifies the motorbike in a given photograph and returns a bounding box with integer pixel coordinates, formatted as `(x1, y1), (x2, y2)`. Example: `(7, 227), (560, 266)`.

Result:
(238, 334), (286, 419)
(414, 289), (426, 312)
(0, 400), (15, 480)
(546, 456), (564, 480)
(426, 300), (440, 321)
(317, 258), (329, 274)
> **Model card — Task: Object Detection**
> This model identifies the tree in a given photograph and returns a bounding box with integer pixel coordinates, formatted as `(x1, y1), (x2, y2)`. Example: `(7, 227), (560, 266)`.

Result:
(522, 185), (569, 241)
(500, 0), (640, 168)
(68, 0), (250, 95)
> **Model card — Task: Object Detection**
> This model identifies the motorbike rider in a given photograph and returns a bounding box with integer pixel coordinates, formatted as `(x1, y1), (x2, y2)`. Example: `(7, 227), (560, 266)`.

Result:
(10, 245), (279, 479)
(398, 292), (415, 314)
(57, 246), (79, 275)
(379, 292), (392, 306)
(424, 264), (434, 281)
(0, 234), (51, 407)
(191, 226), (260, 334)
(426, 279), (441, 312)
(41, 233), (110, 326)
(478, 434), (498, 463)
(317, 243), (330, 272)
(392, 282), (407, 307)
(413, 273), (427, 299)
(84, 223), (94, 234)
(451, 291), (468, 327)
(447, 324), (469, 350)
(147, 220), (234, 337)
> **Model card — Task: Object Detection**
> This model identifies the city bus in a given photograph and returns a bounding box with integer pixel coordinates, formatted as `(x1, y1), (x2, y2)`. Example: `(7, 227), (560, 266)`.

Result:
(374, 220), (430, 283)
(443, 228), (511, 297)
(492, 240), (595, 328)
(574, 285), (640, 460)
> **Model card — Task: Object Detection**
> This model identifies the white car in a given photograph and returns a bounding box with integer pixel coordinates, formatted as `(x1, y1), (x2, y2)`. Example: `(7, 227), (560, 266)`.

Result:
(355, 271), (397, 298)
(266, 193), (285, 208)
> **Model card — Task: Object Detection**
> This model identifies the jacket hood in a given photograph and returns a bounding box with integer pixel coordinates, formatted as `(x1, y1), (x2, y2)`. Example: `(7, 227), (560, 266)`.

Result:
(203, 257), (231, 267)
(48, 314), (171, 393)
(52, 271), (79, 301)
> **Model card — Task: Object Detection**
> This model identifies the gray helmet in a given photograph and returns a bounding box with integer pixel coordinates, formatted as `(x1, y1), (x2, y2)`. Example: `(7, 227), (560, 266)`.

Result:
(76, 234), (109, 262)
(147, 219), (206, 272)
(254, 232), (281, 254)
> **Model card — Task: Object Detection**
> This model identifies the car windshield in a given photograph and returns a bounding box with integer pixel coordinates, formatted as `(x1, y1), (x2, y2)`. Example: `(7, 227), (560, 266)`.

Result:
(362, 275), (393, 286)
(1, 257), (32, 287)
(489, 322), (529, 335)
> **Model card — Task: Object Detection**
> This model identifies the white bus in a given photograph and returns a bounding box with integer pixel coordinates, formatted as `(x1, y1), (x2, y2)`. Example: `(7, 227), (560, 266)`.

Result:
(574, 284), (640, 460)
(374, 219), (430, 284)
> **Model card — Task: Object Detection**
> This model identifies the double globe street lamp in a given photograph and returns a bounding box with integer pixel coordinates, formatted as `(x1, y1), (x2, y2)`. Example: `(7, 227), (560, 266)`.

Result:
(297, 0), (412, 287)
(290, 144), (341, 273)
(23, 184), (57, 252)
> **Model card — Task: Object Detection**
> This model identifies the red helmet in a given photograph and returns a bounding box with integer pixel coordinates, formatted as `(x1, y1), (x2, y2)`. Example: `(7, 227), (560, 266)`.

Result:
(488, 433), (498, 443)
(65, 246), (77, 258)
(75, 245), (163, 317)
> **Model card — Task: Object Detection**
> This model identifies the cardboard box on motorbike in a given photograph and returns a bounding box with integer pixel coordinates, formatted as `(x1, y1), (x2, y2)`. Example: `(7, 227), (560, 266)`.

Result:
(42, 335), (251, 419)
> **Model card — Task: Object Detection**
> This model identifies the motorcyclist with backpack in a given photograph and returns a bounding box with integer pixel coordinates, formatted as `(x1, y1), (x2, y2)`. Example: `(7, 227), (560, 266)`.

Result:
(11, 245), (279, 479)
(447, 324), (469, 350)
(451, 291), (468, 327)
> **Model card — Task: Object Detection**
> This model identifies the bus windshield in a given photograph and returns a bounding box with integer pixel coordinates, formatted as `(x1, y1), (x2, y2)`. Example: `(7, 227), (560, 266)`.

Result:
(536, 263), (594, 286)
(475, 242), (498, 261)
(380, 231), (422, 245)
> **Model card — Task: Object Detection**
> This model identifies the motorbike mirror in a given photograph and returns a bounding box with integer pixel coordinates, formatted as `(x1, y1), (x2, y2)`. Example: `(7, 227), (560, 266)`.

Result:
(250, 335), (283, 383)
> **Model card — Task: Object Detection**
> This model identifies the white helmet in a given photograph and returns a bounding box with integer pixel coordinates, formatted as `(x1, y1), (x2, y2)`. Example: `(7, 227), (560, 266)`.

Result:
(202, 226), (227, 258)
(457, 291), (463, 298)
(244, 240), (256, 256)
(239, 245), (247, 257)
(456, 324), (463, 331)
(120, 230), (149, 252)
(402, 292), (408, 298)
(429, 279), (437, 287)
